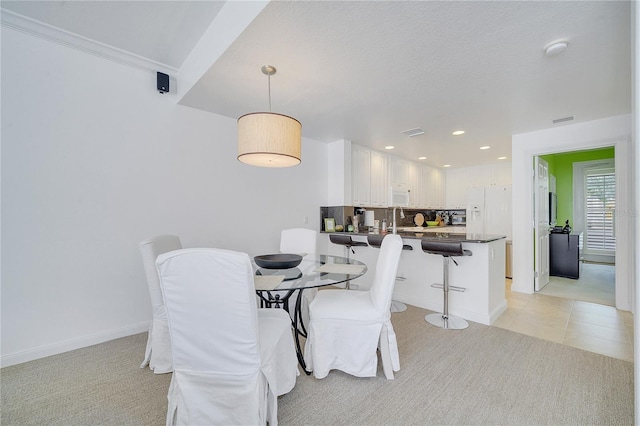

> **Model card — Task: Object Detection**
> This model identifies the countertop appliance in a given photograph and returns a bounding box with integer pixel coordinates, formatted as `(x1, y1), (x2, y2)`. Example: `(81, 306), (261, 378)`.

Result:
(451, 213), (466, 225)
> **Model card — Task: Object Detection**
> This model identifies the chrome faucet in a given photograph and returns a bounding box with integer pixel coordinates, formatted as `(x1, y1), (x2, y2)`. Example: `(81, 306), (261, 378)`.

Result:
(392, 206), (405, 235)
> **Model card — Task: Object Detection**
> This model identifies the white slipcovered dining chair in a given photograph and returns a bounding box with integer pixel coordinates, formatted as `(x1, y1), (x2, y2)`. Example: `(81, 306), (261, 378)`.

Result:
(280, 228), (318, 326)
(156, 248), (298, 426)
(304, 234), (403, 380)
(280, 228), (317, 256)
(139, 234), (182, 373)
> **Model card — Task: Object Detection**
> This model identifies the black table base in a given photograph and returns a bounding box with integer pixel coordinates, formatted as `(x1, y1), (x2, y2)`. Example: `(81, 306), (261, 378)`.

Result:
(256, 288), (312, 374)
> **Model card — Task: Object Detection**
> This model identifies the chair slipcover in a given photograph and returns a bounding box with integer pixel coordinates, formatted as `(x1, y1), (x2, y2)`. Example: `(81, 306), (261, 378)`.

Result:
(304, 234), (403, 379)
(280, 228), (318, 326)
(156, 248), (298, 426)
(139, 235), (182, 373)
(280, 228), (317, 256)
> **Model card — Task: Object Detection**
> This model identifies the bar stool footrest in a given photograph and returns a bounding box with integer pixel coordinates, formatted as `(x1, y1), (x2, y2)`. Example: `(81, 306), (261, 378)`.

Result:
(429, 283), (466, 292)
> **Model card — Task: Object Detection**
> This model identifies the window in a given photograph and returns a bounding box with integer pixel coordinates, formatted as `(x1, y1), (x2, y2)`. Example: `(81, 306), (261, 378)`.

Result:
(585, 168), (615, 254)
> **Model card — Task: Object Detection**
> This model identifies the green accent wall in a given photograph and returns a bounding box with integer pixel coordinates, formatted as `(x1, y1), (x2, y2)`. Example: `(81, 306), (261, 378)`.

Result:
(540, 147), (614, 226)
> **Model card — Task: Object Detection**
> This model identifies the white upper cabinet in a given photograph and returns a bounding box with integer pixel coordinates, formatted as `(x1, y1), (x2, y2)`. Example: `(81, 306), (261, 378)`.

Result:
(370, 149), (388, 207)
(445, 163), (512, 209)
(389, 156), (411, 189)
(445, 168), (469, 209)
(423, 165), (446, 208)
(351, 145), (448, 208)
(408, 162), (422, 207)
(433, 168), (446, 208)
(351, 144), (371, 206)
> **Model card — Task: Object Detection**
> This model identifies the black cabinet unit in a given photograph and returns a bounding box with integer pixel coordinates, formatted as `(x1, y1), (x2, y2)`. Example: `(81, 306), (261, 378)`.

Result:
(549, 233), (580, 279)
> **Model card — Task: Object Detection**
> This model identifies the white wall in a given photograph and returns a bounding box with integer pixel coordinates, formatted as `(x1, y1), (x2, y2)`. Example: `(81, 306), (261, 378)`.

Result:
(326, 139), (351, 206)
(632, 1), (639, 419)
(1, 27), (328, 366)
(511, 115), (634, 313)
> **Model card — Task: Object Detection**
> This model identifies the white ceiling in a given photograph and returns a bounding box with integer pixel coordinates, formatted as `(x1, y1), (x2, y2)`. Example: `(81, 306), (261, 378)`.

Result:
(2, 1), (632, 169)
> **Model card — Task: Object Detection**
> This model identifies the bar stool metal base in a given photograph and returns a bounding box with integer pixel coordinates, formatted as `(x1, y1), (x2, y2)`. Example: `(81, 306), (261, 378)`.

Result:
(390, 301), (407, 312)
(420, 240), (472, 331)
(425, 313), (469, 330)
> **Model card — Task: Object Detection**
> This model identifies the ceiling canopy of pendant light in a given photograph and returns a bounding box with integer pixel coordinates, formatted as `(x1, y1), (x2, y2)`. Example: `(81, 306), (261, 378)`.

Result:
(237, 65), (302, 167)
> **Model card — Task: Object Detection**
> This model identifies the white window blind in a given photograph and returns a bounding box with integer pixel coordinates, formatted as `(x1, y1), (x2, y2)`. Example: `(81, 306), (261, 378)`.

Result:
(585, 170), (615, 253)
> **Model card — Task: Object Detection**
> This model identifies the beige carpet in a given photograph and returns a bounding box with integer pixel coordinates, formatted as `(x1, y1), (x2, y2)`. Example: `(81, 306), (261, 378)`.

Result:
(539, 262), (615, 306)
(1, 305), (634, 425)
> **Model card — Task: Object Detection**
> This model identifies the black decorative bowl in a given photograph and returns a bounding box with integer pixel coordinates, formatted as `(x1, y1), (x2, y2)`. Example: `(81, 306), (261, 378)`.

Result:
(254, 253), (303, 269)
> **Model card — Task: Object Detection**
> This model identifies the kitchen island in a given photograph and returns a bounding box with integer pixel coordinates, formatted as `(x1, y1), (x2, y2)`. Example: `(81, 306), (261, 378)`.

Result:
(319, 229), (507, 325)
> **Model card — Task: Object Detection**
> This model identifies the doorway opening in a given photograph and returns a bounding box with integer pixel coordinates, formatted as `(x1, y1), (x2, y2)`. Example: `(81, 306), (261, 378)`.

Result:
(534, 149), (615, 307)
(538, 262), (615, 306)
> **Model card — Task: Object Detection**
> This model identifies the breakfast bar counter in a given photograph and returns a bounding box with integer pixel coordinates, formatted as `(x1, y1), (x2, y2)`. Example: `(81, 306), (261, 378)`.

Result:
(319, 230), (507, 325)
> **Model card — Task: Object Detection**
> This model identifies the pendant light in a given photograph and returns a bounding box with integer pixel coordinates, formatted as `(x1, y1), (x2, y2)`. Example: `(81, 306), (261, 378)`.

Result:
(237, 65), (302, 167)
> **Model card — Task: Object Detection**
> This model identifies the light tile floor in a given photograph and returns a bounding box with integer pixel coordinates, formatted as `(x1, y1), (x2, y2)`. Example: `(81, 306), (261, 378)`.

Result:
(492, 279), (634, 362)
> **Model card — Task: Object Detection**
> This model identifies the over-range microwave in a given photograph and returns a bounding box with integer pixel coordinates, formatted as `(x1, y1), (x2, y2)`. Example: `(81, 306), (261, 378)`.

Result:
(389, 187), (410, 207)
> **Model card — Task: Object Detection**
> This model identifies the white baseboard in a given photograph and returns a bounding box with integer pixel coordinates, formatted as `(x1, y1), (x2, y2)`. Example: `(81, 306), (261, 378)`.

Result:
(392, 293), (495, 326)
(0, 321), (151, 368)
(489, 300), (509, 325)
(582, 254), (615, 264)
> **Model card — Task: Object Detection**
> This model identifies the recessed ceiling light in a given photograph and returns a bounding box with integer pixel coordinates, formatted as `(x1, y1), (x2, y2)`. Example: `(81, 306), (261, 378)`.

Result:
(443, 164), (451, 168)
(498, 156), (507, 160)
(418, 156), (427, 160)
(544, 40), (568, 57)
(480, 146), (491, 150)
(385, 146), (394, 150)
(452, 130), (465, 136)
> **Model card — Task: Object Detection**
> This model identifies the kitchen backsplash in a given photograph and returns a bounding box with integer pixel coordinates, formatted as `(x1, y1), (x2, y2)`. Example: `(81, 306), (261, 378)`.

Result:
(320, 206), (466, 232)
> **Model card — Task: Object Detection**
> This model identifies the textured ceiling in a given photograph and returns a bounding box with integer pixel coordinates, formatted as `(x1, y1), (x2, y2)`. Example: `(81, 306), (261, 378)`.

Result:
(2, 1), (632, 168)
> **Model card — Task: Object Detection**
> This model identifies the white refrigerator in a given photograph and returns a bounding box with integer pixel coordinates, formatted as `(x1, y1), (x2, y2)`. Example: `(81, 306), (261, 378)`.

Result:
(466, 187), (485, 235)
(466, 186), (512, 239)
(467, 186), (513, 277)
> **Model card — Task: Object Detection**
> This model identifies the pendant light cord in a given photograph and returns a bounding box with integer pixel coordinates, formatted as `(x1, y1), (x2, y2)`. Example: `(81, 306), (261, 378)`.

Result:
(261, 65), (276, 113)
(267, 73), (272, 112)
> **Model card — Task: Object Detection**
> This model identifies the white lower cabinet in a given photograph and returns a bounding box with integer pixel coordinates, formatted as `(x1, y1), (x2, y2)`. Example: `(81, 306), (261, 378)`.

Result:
(321, 233), (507, 325)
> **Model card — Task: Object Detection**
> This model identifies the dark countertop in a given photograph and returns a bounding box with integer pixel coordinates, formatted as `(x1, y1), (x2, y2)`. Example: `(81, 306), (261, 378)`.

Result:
(324, 231), (506, 243)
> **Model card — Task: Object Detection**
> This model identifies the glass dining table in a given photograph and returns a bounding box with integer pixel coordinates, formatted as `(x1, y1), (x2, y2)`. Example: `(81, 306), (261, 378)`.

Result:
(253, 254), (368, 373)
